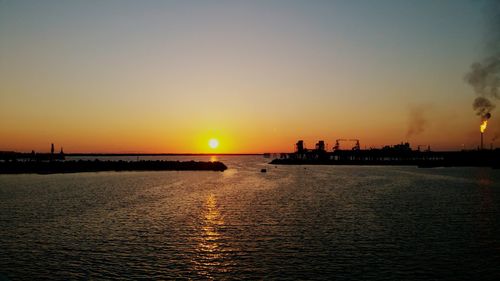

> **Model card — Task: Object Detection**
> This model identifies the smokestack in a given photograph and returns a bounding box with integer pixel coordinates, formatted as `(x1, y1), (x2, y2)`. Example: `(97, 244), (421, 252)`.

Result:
(481, 131), (484, 150)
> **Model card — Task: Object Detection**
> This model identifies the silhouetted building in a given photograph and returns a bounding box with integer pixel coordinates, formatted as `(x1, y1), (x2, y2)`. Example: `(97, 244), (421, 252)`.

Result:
(296, 140), (305, 153)
(59, 147), (65, 160)
(382, 142), (411, 152)
(315, 140), (325, 152)
(50, 143), (55, 161)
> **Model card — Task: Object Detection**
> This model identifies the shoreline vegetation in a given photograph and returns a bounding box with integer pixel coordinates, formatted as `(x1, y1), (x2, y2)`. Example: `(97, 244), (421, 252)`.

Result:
(0, 160), (228, 174)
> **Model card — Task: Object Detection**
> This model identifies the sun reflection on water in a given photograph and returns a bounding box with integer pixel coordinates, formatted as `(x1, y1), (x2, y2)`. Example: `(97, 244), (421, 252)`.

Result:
(193, 193), (227, 277)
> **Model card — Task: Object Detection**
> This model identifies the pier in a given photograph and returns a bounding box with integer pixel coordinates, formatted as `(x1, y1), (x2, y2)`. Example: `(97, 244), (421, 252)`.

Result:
(270, 140), (500, 168)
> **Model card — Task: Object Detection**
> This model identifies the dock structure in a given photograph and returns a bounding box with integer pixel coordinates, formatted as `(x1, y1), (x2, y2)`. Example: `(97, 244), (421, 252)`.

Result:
(271, 140), (500, 168)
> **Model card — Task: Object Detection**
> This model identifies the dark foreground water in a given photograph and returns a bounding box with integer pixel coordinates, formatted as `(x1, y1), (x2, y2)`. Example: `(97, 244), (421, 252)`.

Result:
(0, 156), (499, 280)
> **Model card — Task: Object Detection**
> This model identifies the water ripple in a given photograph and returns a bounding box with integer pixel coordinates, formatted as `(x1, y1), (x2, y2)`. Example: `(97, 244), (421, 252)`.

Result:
(0, 157), (499, 280)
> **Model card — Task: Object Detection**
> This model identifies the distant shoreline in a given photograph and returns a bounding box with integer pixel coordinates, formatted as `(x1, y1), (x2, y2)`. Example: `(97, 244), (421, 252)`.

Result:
(0, 152), (266, 162)
(66, 153), (263, 156)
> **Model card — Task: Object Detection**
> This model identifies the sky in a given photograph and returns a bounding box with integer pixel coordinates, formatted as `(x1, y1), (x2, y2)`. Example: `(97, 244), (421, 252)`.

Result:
(0, 0), (497, 153)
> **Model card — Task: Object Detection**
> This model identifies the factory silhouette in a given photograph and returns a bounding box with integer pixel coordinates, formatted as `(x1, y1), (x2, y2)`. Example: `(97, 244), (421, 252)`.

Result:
(270, 139), (500, 168)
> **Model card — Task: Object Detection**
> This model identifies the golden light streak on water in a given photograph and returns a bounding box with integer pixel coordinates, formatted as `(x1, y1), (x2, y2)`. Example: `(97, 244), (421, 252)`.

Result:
(194, 193), (227, 278)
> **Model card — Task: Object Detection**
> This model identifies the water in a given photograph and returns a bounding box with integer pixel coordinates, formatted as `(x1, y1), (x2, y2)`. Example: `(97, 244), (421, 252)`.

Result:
(0, 156), (499, 280)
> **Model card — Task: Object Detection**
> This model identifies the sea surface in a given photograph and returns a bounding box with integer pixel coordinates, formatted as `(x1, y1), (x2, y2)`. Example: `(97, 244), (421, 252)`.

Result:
(0, 156), (499, 280)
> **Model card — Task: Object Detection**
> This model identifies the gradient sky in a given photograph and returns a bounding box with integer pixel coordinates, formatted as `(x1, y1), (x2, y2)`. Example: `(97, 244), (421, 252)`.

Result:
(0, 0), (496, 153)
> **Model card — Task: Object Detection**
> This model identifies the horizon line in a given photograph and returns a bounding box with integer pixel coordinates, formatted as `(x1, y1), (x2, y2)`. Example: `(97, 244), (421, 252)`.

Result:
(67, 153), (265, 156)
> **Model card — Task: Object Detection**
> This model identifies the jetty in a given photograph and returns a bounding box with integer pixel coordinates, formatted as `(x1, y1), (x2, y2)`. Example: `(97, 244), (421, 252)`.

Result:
(0, 160), (227, 174)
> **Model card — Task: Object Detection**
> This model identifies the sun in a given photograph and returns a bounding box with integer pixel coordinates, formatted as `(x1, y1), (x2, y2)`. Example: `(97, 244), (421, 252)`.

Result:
(208, 138), (219, 149)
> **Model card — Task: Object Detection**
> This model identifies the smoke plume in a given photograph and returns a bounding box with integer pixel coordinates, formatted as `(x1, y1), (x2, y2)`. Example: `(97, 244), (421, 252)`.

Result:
(472, 97), (495, 118)
(465, 1), (500, 118)
(406, 105), (428, 138)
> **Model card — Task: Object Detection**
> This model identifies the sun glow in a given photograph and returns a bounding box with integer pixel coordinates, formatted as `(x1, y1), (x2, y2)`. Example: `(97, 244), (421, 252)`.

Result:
(208, 138), (219, 149)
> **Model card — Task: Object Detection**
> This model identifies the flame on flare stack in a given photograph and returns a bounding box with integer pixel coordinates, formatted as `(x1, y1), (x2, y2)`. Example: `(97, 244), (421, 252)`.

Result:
(480, 112), (491, 133)
(480, 120), (488, 133)
(479, 113), (490, 150)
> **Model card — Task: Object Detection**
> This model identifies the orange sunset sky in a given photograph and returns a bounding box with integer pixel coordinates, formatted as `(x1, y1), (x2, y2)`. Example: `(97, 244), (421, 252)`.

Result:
(1, 0), (499, 153)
